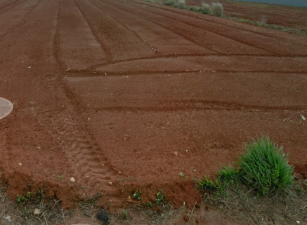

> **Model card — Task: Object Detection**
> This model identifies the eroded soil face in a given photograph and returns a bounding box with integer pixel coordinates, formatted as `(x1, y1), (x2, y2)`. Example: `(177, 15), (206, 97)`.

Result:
(0, 0), (307, 214)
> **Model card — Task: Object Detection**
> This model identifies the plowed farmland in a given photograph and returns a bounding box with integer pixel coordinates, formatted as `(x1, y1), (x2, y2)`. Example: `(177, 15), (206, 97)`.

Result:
(0, 0), (307, 216)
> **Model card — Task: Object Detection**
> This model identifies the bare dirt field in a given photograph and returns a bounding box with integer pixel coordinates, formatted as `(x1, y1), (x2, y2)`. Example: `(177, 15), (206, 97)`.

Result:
(0, 0), (307, 223)
(189, 0), (307, 32)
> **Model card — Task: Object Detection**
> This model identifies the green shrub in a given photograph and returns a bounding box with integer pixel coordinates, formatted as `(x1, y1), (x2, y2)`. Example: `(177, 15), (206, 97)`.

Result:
(174, 0), (186, 9)
(201, 3), (211, 14)
(189, 6), (202, 12)
(211, 2), (223, 17)
(238, 137), (294, 195)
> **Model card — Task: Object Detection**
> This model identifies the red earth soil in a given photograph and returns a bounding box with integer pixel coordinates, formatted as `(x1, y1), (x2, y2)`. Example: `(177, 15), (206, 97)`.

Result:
(0, 0), (307, 214)
(187, 0), (307, 32)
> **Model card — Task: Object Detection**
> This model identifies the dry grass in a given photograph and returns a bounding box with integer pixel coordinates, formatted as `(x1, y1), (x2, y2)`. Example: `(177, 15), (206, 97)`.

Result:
(211, 2), (223, 17)
(203, 182), (307, 225)
(0, 184), (73, 225)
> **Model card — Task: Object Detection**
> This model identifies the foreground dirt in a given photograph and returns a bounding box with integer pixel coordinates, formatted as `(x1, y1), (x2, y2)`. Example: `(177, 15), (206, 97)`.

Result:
(0, 0), (307, 223)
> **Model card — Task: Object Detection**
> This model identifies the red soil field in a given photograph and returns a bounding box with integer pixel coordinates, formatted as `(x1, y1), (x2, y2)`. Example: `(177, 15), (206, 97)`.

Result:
(187, 0), (307, 32)
(0, 0), (307, 214)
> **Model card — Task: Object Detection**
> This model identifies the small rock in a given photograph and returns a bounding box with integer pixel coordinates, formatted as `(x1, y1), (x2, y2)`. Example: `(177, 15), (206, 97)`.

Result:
(5, 216), (11, 222)
(118, 171), (122, 174)
(34, 208), (41, 215)
(127, 196), (132, 202)
(109, 182), (112, 185)
(70, 177), (76, 182)
(174, 151), (178, 156)
(301, 115), (306, 121)
(19, 163), (22, 166)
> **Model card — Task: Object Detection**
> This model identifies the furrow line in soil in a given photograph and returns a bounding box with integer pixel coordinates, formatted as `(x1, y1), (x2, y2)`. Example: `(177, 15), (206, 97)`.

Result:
(131, 2), (298, 55)
(74, 0), (161, 61)
(87, 0), (216, 55)
(224, 6), (307, 22)
(66, 70), (307, 78)
(0, 0), (23, 14)
(52, 0), (65, 70)
(101, 0), (270, 55)
(0, 0), (42, 39)
(86, 101), (307, 113)
(96, 1), (227, 54)
(130, 0), (307, 52)
(56, 0), (108, 71)
(86, 0), (163, 58)
(85, 54), (307, 71)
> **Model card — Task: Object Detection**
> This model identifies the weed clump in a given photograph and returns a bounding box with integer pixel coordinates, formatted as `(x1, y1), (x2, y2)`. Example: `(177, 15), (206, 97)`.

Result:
(199, 136), (295, 196)
(211, 2), (223, 17)
(239, 136), (294, 195)
(201, 3), (211, 14)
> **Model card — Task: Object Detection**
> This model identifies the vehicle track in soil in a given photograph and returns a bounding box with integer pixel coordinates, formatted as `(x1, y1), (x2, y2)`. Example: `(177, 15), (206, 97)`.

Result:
(0, 0), (307, 211)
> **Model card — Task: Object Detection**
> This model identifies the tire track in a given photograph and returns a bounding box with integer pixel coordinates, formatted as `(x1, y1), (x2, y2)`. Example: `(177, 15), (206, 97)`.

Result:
(85, 53), (307, 71)
(100, 0), (269, 55)
(38, 106), (120, 199)
(86, 100), (307, 113)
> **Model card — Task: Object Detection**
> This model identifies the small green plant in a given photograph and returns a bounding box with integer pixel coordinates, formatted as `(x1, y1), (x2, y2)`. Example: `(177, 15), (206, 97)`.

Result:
(155, 192), (164, 204)
(24, 207), (28, 218)
(146, 202), (153, 207)
(201, 3), (211, 14)
(57, 174), (63, 180)
(218, 165), (239, 183)
(198, 175), (221, 193)
(164, 0), (175, 6)
(238, 136), (295, 195)
(16, 195), (28, 205)
(122, 209), (129, 219)
(211, 2), (223, 17)
(132, 189), (142, 200)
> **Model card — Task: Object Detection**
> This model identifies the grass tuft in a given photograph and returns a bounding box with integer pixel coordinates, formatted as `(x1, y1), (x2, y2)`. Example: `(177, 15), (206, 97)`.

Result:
(238, 136), (294, 195)
(211, 2), (223, 17)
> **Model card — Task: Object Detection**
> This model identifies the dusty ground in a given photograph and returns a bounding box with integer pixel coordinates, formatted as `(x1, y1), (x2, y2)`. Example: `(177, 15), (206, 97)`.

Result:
(0, 0), (307, 224)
